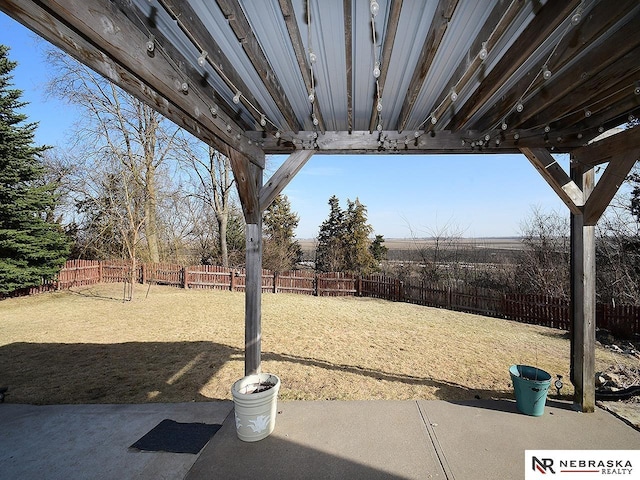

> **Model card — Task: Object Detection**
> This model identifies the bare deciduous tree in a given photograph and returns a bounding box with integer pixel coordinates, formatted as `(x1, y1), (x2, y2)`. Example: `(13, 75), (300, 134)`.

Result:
(181, 144), (239, 267)
(46, 48), (182, 268)
(406, 217), (467, 284)
(518, 206), (570, 298)
(595, 158), (640, 305)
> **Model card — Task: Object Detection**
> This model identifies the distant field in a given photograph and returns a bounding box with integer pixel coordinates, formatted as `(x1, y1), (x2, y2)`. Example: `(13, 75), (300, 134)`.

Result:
(298, 237), (525, 263)
(0, 283), (633, 405)
(298, 237), (525, 251)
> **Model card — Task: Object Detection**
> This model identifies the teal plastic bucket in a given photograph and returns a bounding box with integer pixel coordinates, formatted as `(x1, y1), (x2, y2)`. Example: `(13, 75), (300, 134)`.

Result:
(509, 365), (551, 416)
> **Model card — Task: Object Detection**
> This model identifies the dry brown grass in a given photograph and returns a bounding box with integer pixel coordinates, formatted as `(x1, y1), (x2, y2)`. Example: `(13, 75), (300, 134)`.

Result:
(0, 283), (636, 404)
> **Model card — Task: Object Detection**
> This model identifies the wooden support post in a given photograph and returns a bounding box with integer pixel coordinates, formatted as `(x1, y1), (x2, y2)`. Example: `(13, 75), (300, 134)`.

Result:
(245, 222), (262, 376)
(570, 163), (596, 413)
(227, 146), (264, 376)
(523, 138), (638, 412)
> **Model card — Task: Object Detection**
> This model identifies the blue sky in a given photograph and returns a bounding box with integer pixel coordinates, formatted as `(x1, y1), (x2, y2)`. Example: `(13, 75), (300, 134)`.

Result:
(1, 14), (568, 239)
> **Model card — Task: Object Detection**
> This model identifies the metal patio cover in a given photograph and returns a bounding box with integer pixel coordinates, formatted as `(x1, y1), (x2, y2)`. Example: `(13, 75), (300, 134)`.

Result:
(3, 0), (639, 159)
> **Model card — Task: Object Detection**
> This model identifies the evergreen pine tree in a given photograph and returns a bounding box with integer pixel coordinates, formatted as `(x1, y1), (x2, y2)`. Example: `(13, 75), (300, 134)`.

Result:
(316, 195), (379, 274)
(0, 45), (69, 294)
(224, 206), (246, 267)
(369, 234), (388, 263)
(343, 198), (376, 275)
(316, 195), (345, 272)
(262, 194), (301, 272)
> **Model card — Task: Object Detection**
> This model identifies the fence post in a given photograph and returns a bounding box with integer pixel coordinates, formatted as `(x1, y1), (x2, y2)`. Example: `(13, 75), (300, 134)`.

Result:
(314, 274), (319, 296)
(230, 269), (236, 291)
(98, 261), (103, 283)
(356, 276), (362, 297)
(183, 266), (188, 289)
(273, 271), (278, 294)
(501, 293), (507, 319)
(141, 263), (147, 285)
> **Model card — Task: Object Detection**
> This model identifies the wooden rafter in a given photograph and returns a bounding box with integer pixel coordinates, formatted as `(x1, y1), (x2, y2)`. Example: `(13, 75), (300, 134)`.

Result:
(448, 0), (580, 131)
(344, 0), (353, 134)
(215, 0), (301, 132)
(535, 63), (640, 134)
(368, 0), (402, 133)
(431, 0), (526, 133)
(151, 0), (271, 132)
(513, 25), (640, 136)
(2, 0), (262, 164)
(397, 0), (459, 133)
(278, 0), (326, 133)
(476, 0), (640, 135)
(110, 0), (248, 131)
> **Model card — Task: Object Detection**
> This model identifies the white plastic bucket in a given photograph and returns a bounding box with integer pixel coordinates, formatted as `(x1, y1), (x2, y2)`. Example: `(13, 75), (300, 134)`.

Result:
(231, 373), (280, 442)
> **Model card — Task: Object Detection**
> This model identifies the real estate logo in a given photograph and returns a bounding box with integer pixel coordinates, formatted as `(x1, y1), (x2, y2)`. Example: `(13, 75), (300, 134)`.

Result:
(526, 451), (639, 479)
(532, 456), (556, 474)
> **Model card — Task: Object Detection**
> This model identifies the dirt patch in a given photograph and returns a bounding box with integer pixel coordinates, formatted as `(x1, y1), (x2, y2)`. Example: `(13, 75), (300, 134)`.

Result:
(0, 283), (637, 404)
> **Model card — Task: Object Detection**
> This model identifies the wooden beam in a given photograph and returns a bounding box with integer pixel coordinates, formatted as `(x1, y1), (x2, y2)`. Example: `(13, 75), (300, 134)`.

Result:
(246, 129), (585, 154)
(570, 164), (596, 413)
(397, 0), (459, 132)
(521, 148), (584, 214)
(278, 0), (326, 133)
(368, 0), (402, 132)
(260, 150), (314, 212)
(573, 126), (640, 167)
(215, 0), (301, 132)
(449, 0), (580, 130)
(1, 0), (264, 163)
(584, 152), (639, 225)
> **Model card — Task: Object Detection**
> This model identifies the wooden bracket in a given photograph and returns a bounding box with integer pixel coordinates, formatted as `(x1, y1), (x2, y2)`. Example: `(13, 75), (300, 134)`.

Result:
(583, 151), (639, 225)
(259, 150), (314, 212)
(520, 147), (584, 215)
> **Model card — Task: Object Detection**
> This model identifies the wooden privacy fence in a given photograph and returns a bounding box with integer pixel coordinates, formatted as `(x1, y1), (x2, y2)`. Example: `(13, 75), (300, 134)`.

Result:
(24, 260), (640, 338)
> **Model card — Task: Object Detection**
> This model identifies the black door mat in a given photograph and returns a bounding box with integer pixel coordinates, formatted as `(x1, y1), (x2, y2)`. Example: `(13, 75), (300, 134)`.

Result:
(130, 419), (222, 454)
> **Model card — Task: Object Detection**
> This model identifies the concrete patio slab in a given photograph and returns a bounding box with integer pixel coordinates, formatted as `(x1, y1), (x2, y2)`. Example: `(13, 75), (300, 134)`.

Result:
(418, 399), (640, 480)
(1, 399), (638, 480)
(0, 401), (233, 480)
(186, 400), (445, 480)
